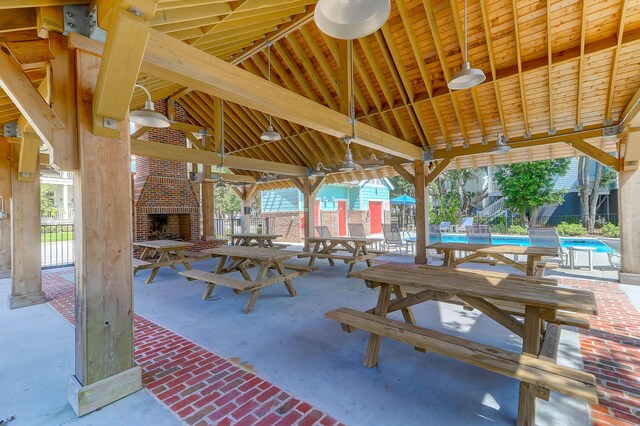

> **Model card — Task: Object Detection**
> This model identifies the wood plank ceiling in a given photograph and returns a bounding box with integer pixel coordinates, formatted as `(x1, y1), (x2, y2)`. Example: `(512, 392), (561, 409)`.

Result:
(1, 0), (639, 189)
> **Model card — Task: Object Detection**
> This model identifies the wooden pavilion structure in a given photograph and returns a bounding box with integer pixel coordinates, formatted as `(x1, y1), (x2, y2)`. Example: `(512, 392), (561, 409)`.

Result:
(0, 0), (639, 416)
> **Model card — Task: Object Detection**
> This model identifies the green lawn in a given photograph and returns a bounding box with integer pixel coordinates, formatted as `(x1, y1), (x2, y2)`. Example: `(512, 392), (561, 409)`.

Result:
(41, 231), (74, 243)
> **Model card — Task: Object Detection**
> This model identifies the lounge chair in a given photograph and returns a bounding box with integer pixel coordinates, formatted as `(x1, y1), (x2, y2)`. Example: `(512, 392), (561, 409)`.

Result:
(348, 223), (366, 238)
(599, 238), (621, 268)
(429, 224), (443, 244)
(528, 228), (568, 266)
(439, 221), (451, 232)
(315, 225), (332, 238)
(382, 223), (411, 254)
(466, 225), (493, 245)
(458, 217), (474, 232)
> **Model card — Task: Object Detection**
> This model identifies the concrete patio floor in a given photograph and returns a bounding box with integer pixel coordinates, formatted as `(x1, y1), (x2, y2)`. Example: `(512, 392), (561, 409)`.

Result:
(1, 249), (638, 425)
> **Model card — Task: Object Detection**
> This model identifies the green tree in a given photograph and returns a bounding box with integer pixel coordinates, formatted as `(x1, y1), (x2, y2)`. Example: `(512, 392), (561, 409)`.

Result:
(40, 183), (57, 216)
(429, 167), (488, 223)
(494, 159), (570, 227)
(388, 175), (415, 199)
(214, 186), (241, 217)
(577, 156), (617, 232)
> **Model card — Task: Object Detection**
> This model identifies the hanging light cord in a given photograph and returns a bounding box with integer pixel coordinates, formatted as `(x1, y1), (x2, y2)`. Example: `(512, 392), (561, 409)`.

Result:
(267, 42), (273, 128)
(220, 102), (225, 173)
(463, 0), (468, 63)
(350, 39), (356, 140)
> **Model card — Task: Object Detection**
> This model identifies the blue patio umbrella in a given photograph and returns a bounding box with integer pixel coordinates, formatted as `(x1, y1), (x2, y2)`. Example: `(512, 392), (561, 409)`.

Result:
(390, 195), (416, 229)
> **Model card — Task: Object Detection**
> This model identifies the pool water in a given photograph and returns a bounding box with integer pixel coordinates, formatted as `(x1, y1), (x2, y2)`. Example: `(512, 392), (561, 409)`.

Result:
(428, 234), (613, 253)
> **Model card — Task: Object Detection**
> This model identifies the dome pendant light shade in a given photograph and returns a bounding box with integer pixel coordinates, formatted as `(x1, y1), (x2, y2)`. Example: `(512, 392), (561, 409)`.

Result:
(130, 85), (171, 128)
(260, 125), (282, 141)
(488, 134), (511, 154)
(215, 179), (227, 189)
(260, 42), (282, 142)
(315, 0), (391, 40)
(448, 61), (486, 90)
(448, 0), (485, 91)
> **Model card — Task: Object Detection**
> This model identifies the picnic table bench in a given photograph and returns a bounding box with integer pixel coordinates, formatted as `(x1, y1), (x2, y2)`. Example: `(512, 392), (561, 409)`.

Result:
(327, 264), (598, 425)
(181, 246), (314, 313)
(298, 236), (383, 275)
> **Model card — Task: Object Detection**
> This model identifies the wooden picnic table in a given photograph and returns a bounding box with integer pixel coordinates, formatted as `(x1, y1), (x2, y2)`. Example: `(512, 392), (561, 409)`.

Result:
(298, 236), (384, 275)
(229, 233), (282, 248)
(328, 264), (598, 426)
(181, 246), (314, 313)
(428, 242), (559, 276)
(133, 240), (194, 284)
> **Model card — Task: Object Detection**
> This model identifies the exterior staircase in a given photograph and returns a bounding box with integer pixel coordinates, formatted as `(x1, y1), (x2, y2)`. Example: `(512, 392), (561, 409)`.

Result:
(478, 197), (506, 218)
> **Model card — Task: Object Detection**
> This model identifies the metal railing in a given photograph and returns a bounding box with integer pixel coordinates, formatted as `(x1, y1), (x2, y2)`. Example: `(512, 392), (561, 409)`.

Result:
(41, 208), (75, 223)
(478, 197), (506, 218)
(213, 217), (276, 239)
(41, 224), (75, 268)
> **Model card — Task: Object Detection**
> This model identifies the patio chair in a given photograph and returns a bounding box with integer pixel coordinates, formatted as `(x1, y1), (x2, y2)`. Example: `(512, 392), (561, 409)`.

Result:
(599, 238), (621, 268)
(348, 223), (366, 238)
(458, 217), (474, 232)
(315, 225), (332, 237)
(382, 223), (411, 254)
(439, 221), (451, 232)
(466, 225), (493, 245)
(429, 224), (443, 244)
(528, 228), (568, 266)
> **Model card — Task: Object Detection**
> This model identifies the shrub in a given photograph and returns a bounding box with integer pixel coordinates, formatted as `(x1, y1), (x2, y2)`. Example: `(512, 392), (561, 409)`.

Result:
(507, 224), (528, 235)
(490, 223), (508, 235)
(556, 221), (587, 236)
(601, 223), (620, 238)
(594, 217), (608, 229)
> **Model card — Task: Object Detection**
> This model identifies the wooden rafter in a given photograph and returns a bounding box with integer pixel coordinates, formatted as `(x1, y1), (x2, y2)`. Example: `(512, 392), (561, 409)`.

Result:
(605, 0), (628, 124)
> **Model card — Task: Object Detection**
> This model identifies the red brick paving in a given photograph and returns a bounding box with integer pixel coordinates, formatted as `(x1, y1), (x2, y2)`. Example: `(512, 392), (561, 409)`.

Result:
(41, 269), (343, 426)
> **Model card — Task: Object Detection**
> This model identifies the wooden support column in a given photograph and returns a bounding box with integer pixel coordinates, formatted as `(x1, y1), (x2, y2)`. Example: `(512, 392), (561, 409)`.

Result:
(233, 184), (257, 233)
(296, 177), (324, 251)
(414, 160), (429, 264)
(619, 133), (640, 284)
(9, 142), (45, 308)
(68, 49), (140, 416)
(0, 140), (10, 278)
(202, 168), (215, 239)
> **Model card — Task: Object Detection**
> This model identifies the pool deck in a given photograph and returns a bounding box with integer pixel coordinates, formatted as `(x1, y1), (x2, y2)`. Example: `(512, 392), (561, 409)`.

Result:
(1, 249), (638, 426)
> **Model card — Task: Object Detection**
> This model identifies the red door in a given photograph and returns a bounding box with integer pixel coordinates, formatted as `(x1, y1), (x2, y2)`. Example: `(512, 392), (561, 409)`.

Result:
(337, 201), (347, 236)
(369, 201), (382, 234)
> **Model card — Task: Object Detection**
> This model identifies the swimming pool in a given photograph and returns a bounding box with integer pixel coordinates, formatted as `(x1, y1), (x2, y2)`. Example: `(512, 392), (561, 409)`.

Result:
(429, 234), (613, 253)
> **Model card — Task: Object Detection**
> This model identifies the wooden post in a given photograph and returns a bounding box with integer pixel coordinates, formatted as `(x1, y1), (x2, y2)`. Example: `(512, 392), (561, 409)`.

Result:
(234, 184), (256, 233)
(9, 142), (45, 308)
(300, 177), (323, 251)
(414, 160), (429, 264)
(618, 166), (640, 284)
(67, 49), (141, 416)
(0, 140), (11, 278)
(202, 166), (215, 239)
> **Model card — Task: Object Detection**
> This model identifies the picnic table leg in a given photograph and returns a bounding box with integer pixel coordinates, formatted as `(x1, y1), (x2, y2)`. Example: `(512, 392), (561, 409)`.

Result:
(274, 261), (297, 297)
(526, 255), (536, 276)
(215, 255), (229, 274)
(244, 265), (268, 314)
(323, 241), (336, 267)
(364, 283), (392, 368)
(202, 282), (216, 300)
(518, 306), (543, 426)
(307, 242), (320, 268)
(347, 244), (361, 275)
(362, 244), (374, 267)
(145, 251), (169, 284)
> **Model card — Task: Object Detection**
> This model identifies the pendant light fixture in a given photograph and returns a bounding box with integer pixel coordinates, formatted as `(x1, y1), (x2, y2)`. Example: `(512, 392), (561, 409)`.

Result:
(448, 0), (486, 90)
(309, 163), (328, 177)
(339, 40), (363, 172)
(130, 84), (171, 128)
(315, 0), (391, 40)
(260, 42), (282, 142)
(488, 133), (511, 154)
(215, 103), (228, 189)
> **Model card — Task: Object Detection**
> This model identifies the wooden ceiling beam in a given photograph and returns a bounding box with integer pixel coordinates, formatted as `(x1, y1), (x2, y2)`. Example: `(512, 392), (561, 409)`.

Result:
(0, 42), (63, 148)
(151, 3), (231, 26)
(605, 0), (628, 124)
(621, 87), (640, 129)
(0, 1), (85, 8)
(0, 9), (37, 33)
(358, 37), (395, 108)
(568, 139), (619, 171)
(510, 0), (530, 137)
(132, 138), (307, 175)
(546, 0), (554, 133)
(575, 0), (588, 129)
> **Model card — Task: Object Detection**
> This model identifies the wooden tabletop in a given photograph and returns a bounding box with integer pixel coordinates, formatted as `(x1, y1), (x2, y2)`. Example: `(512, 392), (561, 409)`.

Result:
(229, 233), (282, 239)
(305, 236), (382, 243)
(427, 242), (558, 257)
(202, 246), (297, 261)
(427, 242), (492, 251)
(133, 240), (193, 249)
(349, 264), (598, 315)
(476, 244), (559, 256)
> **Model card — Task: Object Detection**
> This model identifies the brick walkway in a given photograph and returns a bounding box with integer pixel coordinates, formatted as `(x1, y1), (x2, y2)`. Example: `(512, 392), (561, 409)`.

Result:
(42, 269), (342, 426)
